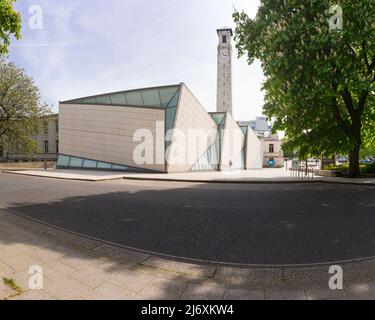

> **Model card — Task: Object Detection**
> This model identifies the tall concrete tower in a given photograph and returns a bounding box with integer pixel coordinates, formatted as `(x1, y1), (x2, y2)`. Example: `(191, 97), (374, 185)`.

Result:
(216, 27), (233, 115)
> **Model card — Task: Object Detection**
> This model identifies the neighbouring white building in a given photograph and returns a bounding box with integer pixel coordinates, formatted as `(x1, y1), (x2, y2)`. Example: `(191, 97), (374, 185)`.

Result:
(1, 114), (59, 162)
(261, 134), (284, 168)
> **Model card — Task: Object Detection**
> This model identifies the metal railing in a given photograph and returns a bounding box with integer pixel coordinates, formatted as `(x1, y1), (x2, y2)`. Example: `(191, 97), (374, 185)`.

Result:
(289, 161), (316, 179)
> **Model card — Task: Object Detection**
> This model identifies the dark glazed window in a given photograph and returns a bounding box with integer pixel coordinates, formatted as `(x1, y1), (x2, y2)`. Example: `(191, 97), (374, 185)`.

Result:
(269, 144), (275, 153)
(222, 35), (227, 43)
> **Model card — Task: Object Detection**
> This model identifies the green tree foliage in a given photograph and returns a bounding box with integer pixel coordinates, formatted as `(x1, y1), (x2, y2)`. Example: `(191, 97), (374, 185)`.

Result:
(0, 0), (21, 54)
(0, 58), (51, 154)
(234, 1), (375, 177)
(360, 145), (375, 158)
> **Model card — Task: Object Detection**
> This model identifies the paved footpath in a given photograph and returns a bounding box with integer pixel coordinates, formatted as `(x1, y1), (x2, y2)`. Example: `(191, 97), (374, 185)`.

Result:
(4, 168), (375, 186)
(2, 210), (375, 300)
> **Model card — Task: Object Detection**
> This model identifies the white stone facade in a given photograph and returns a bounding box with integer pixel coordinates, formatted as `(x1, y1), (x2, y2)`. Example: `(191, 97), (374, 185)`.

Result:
(261, 136), (284, 168)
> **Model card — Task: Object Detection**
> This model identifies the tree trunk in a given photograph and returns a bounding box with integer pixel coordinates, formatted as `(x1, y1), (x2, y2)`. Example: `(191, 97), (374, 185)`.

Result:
(349, 143), (361, 178)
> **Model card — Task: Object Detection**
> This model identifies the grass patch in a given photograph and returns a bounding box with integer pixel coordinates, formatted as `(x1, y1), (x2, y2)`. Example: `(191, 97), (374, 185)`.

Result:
(323, 163), (375, 175)
(2, 277), (23, 296)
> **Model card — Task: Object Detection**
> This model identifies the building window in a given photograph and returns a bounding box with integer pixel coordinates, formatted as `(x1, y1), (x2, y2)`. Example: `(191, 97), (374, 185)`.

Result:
(44, 123), (48, 135)
(44, 141), (49, 153)
(269, 144), (274, 153)
(222, 35), (227, 44)
(55, 121), (59, 133)
(56, 140), (59, 154)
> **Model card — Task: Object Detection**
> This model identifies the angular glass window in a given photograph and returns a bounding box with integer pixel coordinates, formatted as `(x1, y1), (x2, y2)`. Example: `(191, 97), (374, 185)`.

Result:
(141, 89), (161, 106)
(97, 162), (112, 169)
(125, 91), (143, 106)
(57, 155), (70, 167)
(96, 95), (112, 105)
(211, 113), (225, 125)
(110, 93), (127, 105)
(81, 97), (97, 104)
(166, 90), (180, 109)
(111, 164), (128, 171)
(192, 137), (220, 171)
(69, 157), (84, 168)
(165, 106), (177, 133)
(83, 159), (97, 169)
(159, 87), (179, 107)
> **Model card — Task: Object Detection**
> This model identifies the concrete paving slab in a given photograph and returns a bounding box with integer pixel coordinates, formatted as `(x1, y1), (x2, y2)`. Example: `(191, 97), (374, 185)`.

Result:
(11, 289), (55, 300)
(181, 284), (226, 300)
(265, 290), (307, 300)
(110, 269), (155, 293)
(57, 252), (97, 270)
(134, 285), (177, 300)
(0, 263), (13, 277)
(224, 288), (265, 300)
(306, 288), (349, 300)
(3, 169), (126, 182)
(142, 257), (217, 278)
(81, 282), (135, 300)
(42, 260), (77, 281)
(346, 282), (375, 300)
(151, 277), (189, 296)
(43, 277), (92, 300)
(5, 254), (42, 272)
(69, 266), (114, 288)
(4, 168), (375, 186)
(215, 267), (281, 288)
(28, 245), (75, 263)
(93, 244), (150, 266)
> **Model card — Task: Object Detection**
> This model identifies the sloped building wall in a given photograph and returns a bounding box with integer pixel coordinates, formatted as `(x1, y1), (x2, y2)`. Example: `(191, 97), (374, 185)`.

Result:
(59, 103), (166, 172)
(220, 112), (245, 171)
(167, 84), (218, 173)
(246, 128), (263, 169)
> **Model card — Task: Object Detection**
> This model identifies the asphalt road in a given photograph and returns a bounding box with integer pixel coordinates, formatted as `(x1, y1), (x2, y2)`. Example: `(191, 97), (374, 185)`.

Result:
(0, 173), (375, 266)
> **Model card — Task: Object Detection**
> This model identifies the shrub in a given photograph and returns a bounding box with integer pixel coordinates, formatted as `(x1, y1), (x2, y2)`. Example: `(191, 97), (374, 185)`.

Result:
(362, 163), (375, 174)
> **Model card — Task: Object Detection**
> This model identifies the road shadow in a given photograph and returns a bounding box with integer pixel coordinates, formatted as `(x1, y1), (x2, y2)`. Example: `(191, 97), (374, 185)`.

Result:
(4, 183), (375, 265)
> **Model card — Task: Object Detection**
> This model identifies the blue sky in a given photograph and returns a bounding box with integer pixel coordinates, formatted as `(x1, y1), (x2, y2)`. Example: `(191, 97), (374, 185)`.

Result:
(9, 0), (264, 121)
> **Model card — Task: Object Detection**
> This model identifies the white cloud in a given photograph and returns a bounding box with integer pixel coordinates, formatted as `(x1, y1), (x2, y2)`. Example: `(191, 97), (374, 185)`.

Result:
(10, 0), (265, 121)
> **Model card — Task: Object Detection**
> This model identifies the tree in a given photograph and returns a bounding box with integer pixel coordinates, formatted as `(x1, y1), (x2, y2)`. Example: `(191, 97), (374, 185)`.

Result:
(0, 0), (21, 54)
(0, 58), (51, 155)
(234, 0), (375, 177)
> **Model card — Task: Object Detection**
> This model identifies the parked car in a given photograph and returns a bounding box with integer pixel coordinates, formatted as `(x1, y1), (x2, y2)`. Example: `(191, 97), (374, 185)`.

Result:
(307, 158), (319, 167)
(360, 158), (374, 165)
(336, 158), (349, 165)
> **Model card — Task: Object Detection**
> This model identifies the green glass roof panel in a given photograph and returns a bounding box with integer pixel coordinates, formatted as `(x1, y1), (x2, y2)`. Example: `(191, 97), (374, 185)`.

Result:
(142, 89), (161, 106)
(110, 93), (127, 105)
(125, 91), (143, 106)
(96, 95), (112, 105)
(62, 85), (181, 109)
(159, 87), (179, 106)
(80, 97), (97, 104)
